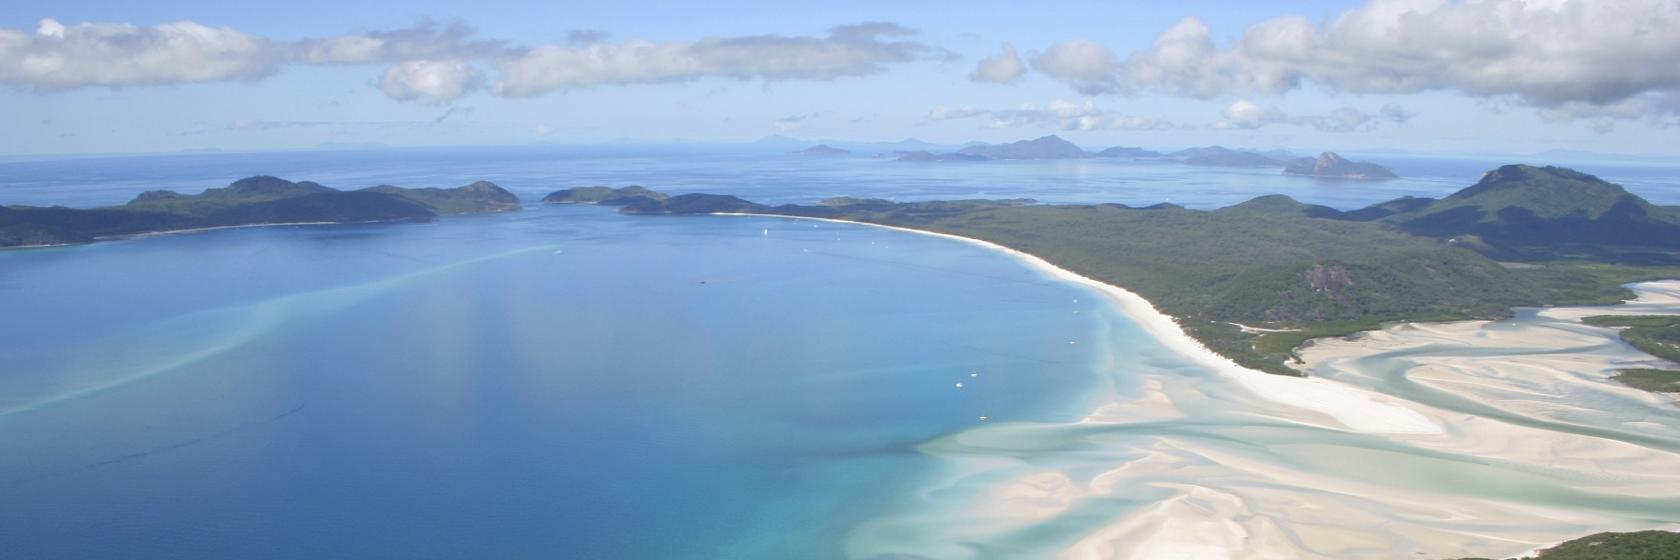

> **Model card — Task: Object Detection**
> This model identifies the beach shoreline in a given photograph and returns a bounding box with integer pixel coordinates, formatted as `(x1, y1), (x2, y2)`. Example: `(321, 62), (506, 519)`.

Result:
(722, 212), (1680, 560)
(721, 212), (1440, 435)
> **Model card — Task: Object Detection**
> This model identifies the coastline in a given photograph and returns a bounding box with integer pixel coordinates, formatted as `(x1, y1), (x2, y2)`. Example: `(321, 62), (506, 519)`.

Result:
(721, 212), (1680, 560)
(721, 212), (1438, 435)
(97, 221), (376, 241)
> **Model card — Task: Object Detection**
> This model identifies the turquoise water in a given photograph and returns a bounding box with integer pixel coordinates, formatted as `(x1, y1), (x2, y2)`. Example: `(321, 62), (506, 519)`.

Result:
(5, 147), (1680, 559)
(0, 203), (1146, 558)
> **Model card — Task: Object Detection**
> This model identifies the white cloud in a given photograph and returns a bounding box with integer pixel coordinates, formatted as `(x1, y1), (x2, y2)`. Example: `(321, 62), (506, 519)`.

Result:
(1030, 40), (1119, 95)
(378, 59), (484, 103)
(1119, 17), (1231, 98)
(1107, 0), (1680, 120)
(293, 20), (505, 64)
(970, 43), (1025, 84)
(492, 22), (937, 97)
(931, 99), (1170, 131)
(0, 18), (937, 104)
(0, 18), (280, 90)
(1215, 99), (1413, 132)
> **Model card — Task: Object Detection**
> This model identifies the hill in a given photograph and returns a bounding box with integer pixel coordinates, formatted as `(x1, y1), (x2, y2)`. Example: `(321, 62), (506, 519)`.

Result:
(893, 150), (988, 162)
(1283, 152), (1397, 180)
(364, 180), (521, 214)
(956, 135), (1089, 159)
(543, 186), (668, 206)
(1, 176), (521, 247)
(1365, 165), (1680, 262)
(609, 164), (1680, 374)
(793, 144), (851, 156)
(1094, 146), (1163, 158)
(1172, 146), (1290, 167)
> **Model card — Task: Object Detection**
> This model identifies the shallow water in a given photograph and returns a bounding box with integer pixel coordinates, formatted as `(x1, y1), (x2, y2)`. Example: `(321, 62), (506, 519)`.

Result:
(3, 147), (1680, 559)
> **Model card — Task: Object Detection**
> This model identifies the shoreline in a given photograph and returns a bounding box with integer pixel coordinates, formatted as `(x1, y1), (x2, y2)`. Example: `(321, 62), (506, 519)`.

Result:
(721, 212), (1440, 435)
(96, 221), (373, 241)
(725, 212), (1680, 560)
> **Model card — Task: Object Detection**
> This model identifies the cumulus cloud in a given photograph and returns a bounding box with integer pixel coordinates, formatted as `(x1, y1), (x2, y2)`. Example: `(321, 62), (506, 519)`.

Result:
(930, 99), (1170, 131)
(970, 43), (1025, 84)
(378, 59), (484, 103)
(493, 22), (937, 97)
(1030, 40), (1120, 95)
(1097, 1), (1680, 120)
(0, 18), (938, 103)
(0, 18), (280, 90)
(1215, 99), (1413, 132)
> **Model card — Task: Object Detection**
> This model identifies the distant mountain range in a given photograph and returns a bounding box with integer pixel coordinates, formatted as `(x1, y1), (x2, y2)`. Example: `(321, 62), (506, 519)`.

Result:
(886, 135), (1397, 179)
(0, 176), (520, 247)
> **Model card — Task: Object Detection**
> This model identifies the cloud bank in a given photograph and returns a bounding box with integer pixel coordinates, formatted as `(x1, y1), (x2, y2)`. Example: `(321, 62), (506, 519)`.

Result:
(0, 19), (941, 103)
(1215, 99), (1413, 132)
(1030, 0), (1680, 120)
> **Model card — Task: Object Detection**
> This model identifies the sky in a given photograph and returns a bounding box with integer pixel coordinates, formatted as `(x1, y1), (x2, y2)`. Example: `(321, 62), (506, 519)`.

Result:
(2, 0), (1679, 157)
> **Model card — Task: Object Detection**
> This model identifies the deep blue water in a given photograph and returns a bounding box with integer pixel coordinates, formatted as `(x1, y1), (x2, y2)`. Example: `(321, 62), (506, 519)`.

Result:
(1, 146), (1677, 559)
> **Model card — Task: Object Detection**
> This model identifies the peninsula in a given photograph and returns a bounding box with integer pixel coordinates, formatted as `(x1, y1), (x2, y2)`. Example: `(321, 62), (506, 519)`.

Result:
(610, 164), (1680, 375)
(0, 176), (521, 248)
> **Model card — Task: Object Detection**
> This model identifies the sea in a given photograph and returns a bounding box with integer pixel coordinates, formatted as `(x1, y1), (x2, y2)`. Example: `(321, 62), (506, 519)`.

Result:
(2, 144), (1679, 559)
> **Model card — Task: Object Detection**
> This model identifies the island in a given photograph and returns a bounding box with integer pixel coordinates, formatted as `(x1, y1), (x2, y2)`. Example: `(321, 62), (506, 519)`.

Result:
(955, 135), (1089, 160)
(1171, 145), (1293, 167)
(1283, 151), (1398, 180)
(792, 144), (851, 156)
(609, 164), (1680, 376)
(1093, 146), (1163, 158)
(542, 186), (668, 206)
(0, 175), (521, 248)
(887, 136), (1394, 175)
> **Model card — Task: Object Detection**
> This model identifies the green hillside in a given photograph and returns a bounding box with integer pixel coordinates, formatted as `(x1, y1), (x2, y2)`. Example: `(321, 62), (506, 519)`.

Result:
(618, 164), (1680, 375)
(1, 176), (521, 247)
(1367, 165), (1680, 262)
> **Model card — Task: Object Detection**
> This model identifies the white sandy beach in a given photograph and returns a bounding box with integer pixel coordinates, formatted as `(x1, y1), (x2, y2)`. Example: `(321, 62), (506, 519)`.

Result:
(726, 213), (1680, 560)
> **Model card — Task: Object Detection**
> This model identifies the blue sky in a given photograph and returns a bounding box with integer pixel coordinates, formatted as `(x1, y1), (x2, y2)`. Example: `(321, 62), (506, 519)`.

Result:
(3, 0), (1678, 156)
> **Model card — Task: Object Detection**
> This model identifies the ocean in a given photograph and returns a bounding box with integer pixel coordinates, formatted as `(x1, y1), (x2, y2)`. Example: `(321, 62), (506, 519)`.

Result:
(3, 145), (1679, 559)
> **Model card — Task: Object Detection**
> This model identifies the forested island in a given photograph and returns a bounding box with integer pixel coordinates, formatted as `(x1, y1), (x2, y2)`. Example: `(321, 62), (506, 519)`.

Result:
(604, 164), (1680, 377)
(0, 176), (520, 247)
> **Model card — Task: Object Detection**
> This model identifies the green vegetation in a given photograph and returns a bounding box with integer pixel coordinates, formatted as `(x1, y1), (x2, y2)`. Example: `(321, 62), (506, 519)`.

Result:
(1581, 314), (1680, 362)
(542, 185), (668, 205)
(620, 164), (1680, 375)
(364, 180), (520, 214)
(1454, 530), (1680, 560)
(1580, 315), (1680, 392)
(1376, 165), (1680, 262)
(1611, 369), (1680, 392)
(0, 176), (521, 247)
